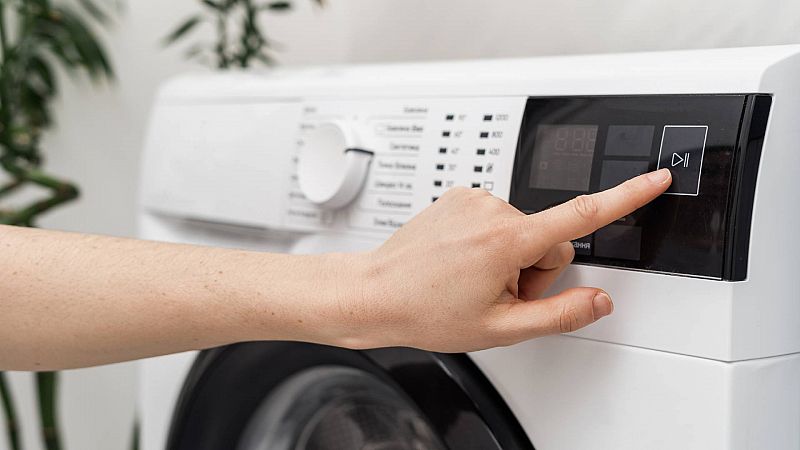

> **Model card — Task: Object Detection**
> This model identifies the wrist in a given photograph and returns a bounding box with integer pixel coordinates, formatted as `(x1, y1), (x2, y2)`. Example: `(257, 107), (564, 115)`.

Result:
(237, 251), (387, 349)
(234, 249), (404, 350)
(316, 250), (389, 350)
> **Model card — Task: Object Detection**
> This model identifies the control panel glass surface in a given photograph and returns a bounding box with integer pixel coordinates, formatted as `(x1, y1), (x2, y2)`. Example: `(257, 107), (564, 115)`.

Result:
(511, 95), (771, 280)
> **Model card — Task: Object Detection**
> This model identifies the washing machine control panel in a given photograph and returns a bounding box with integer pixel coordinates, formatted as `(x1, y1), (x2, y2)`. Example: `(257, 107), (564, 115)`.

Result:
(284, 95), (770, 281)
(511, 95), (770, 280)
(285, 98), (526, 232)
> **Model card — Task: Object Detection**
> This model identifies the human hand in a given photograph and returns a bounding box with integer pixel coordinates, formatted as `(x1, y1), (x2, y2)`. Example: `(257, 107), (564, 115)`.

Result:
(339, 169), (672, 352)
(0, 169), (669, 370)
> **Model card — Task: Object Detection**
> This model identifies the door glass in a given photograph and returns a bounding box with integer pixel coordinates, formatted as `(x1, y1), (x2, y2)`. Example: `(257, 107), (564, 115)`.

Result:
(237, 366), (447, 450)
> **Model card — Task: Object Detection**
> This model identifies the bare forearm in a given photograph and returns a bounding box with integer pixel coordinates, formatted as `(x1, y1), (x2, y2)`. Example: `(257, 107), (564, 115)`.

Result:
(0, 225), (361, 371)
(0, 171), (670, 370)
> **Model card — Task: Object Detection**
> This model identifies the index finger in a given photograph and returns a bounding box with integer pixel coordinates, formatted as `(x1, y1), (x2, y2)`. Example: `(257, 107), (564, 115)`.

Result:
(527, 168), (672, 247)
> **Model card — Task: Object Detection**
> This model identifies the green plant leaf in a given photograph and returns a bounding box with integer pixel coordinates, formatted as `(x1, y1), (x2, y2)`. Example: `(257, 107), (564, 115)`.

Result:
(20, 82), (51, 127)
(163, 15), (202, 46)
(0, 0), (112, 234)
(201, 0), (224, 11)
(76, 0), (110, 24)
(0, 373), (21, 450)
(26, 56), (57, 98)
(130, 416), (140, 450)
(183, 42), (207, 60)
(166, 0), (324, 69)
(266, 1), (292, 11)
(256, 50), (274, 66)
(48, 6), (114, 79)
(37, 372), (62, 450)
(25, 5), (114, 82)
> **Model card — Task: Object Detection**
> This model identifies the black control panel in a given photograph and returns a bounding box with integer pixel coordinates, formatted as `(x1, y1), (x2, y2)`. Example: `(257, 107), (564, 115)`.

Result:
(510, 95), (771, 280)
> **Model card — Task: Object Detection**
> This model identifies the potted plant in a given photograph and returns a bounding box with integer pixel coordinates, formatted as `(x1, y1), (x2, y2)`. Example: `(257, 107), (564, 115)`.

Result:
(165, 0), (323, 69)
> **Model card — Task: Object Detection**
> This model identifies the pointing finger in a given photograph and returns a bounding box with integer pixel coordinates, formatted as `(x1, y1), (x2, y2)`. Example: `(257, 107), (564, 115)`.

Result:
(524, 169), (671, 252)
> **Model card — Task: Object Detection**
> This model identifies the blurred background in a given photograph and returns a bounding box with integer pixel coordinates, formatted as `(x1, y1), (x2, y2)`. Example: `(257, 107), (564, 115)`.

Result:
(2, 0), (799, 448)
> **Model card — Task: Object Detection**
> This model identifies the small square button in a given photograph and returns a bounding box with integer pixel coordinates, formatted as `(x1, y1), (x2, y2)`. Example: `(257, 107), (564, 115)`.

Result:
(605, 125), (655, 157)
(657, 125), (707, 196)
(599, 160), (650, 191)
(594, 225), (642, 261)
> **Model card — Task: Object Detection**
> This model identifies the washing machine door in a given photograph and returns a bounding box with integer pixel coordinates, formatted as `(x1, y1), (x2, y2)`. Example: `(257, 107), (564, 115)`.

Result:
(167, 343), (533, 450)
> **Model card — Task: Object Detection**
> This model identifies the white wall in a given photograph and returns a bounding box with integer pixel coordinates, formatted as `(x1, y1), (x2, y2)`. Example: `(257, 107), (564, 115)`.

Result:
(2, 1), (799, 449)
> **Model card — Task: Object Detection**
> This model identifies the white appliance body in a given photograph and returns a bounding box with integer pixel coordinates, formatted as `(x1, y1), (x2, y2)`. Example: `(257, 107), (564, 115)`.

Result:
(138, 46), (800, 450)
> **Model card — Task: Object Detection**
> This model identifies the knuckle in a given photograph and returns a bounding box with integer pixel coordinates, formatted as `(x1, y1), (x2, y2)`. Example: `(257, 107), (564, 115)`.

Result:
(617, 180), (639, 202)
(619, 178), (650, 209)
(556, 304), (581, 334)
(446, 186), (471, 197)
(485, 194), (506, 209)
(571, 195), (600, 224)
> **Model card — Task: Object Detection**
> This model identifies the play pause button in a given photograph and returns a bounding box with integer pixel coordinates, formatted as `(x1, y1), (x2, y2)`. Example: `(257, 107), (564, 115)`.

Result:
(671, 152), (690, 168)
(657, 125), (708, 196)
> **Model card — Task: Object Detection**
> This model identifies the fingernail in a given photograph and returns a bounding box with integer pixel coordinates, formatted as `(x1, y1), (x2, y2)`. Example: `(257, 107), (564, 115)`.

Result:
(646, 168), (672, 184)
(592, 292), (614, 319)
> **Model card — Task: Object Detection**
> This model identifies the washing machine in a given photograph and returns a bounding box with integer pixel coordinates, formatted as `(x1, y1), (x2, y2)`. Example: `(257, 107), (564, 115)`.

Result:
(138, 45), (800, 450)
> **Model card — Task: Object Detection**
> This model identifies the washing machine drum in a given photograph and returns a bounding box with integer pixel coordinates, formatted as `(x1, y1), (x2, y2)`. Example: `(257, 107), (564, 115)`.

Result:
(167, 343), (533, 450)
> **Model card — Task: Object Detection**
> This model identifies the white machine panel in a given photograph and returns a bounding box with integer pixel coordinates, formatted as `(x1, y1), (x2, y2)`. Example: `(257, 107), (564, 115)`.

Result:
(141, 102), (301, 228)
(473, 337), (800, 450)
(286, 98), (525, 232)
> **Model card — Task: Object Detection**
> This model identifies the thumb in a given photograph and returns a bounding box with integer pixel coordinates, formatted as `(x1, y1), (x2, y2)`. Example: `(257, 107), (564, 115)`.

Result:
(497, 288), (614, 341)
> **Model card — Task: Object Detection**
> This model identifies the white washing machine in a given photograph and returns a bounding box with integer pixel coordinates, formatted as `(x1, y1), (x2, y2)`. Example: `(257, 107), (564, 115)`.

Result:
(138, 46), (800, 450)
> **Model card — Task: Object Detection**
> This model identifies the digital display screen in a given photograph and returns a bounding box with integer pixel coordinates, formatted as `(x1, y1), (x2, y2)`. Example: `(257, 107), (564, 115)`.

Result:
(529, 125), (598, 191)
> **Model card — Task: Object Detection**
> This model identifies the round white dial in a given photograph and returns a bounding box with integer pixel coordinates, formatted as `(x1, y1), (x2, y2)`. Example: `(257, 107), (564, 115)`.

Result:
(297, 122), (374, 209)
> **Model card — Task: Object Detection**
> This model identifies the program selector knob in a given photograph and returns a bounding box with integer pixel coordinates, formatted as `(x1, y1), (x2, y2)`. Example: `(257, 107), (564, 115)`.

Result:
(297, 122), (374, 209)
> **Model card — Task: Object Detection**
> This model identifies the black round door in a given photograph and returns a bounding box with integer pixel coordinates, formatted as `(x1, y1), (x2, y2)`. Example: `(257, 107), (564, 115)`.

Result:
(167, 342), (534, 450)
